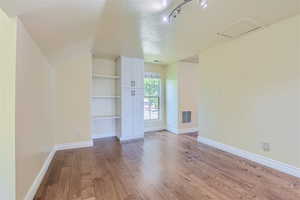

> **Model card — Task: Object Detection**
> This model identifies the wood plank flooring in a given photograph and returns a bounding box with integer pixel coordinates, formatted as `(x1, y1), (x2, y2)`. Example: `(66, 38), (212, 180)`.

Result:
(34, 131), (300, 200)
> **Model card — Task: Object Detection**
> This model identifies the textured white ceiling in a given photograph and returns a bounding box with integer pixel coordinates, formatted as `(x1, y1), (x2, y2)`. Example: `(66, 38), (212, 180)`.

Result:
(0, 0), (16, 16)
(14, 0), (300, 63)
(19, 0), (106, 62)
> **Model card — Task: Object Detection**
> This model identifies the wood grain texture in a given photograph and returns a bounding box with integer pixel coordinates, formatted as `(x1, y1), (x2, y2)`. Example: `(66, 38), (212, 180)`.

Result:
(34, 131), (300, 200)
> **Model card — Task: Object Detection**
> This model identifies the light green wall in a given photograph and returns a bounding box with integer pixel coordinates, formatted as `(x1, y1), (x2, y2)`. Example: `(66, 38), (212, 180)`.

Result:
(0, 8), (16, 200)
(198, 15), (300, 167)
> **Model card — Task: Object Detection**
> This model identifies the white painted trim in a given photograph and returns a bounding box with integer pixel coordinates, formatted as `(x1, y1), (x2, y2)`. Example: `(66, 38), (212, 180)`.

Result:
(92, 133), (116, 139)
(198, 137), (300, 178)
(144, 126), (166, 133)
(24, 149), (56, 200)
(166, 125), (179, 134)
(177, 128), (199, 134)
(167, 127), (198, 134)
(24, 140), (94, 200)
(55, 140), (94, 151)
(118, 135), (144, 142)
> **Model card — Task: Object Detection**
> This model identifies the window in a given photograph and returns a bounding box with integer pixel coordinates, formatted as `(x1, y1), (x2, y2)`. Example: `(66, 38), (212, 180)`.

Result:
(144, 73), (161, 120)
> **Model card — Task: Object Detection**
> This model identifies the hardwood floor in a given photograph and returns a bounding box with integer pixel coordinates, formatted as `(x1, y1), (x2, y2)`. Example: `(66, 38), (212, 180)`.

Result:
(34, 131), (300, 200)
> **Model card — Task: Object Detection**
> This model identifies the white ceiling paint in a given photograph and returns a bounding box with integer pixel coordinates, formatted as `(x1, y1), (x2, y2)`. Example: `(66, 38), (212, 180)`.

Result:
(19, 0), (106, 62)
(2, 0), (78, 17)
(16, 0), (64, 16)
(17, 0), (300, 63)
(0, 0), (16, 16)
(93, 0), (300, 63)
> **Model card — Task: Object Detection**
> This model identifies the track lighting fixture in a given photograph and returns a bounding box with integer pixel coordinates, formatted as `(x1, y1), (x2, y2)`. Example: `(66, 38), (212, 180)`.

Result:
(163, 0), (208, 23)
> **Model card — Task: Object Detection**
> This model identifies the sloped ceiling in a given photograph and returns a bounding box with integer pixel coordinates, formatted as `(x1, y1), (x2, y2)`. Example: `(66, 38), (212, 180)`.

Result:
(19, 0), (106, 62)
(92, 0), (300, 63)
(6, 0), (300, 63)
(0, 0), (16, 16)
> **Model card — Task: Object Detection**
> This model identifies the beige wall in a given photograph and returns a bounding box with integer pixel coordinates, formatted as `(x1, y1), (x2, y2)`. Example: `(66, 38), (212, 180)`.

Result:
(54, 51), (92, 144)
(14, 22), (93, 199)
(166, 63), (179, 132)
(166, 62), (199, 133)
(0, 8), (16, 200)
(178, 62), (199, 131)
(1, 10), (93, 199)
(144, 63), (166, 131)
(15, 20), (55, 200)
(198, 15), (300, 167)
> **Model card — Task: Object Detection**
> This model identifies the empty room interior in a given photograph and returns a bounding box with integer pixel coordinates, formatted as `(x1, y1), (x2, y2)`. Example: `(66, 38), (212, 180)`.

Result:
(1, 0), (300, 200)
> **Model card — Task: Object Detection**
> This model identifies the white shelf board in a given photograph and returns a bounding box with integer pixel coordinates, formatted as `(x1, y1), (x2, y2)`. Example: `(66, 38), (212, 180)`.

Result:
(93, 115), (121, 120)
(93, 74), (120, 79)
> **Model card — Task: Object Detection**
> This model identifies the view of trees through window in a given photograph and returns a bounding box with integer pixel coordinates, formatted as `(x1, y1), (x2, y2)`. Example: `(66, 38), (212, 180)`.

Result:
(144, 78), (160, 120)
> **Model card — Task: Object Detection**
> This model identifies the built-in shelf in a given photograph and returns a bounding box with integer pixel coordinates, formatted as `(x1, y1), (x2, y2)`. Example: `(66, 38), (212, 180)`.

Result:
(92, 59), (121, 138)
(92, 96), (120, 99)
(93, 115), (121, 120)
(93, 73), (120, 79)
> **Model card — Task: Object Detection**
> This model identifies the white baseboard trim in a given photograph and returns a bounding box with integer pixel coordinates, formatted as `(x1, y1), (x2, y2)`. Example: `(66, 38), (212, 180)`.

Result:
(25, 140), (94, 199)
(198, 137), (300, 178)
(92, 133), (116, 139)
(55, 140), (94, 151)
(166, 126), (178, 134)
(24, 149), (56, 200)
(144, 126), (166, 133)
(167, 127), (198, 135)
(177, 128), (199, 134)
(118, 135), (144, 142)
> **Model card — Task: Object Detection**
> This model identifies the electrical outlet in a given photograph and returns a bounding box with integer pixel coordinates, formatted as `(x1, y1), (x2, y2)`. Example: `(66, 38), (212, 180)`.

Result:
(262, 142), (270, 152)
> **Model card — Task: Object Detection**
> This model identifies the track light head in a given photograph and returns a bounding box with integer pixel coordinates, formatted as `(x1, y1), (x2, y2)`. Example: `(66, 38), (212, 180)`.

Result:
(165, 0), (208, 24)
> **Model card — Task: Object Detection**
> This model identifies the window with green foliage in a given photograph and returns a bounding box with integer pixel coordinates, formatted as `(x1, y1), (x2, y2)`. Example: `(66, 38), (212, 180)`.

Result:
(144, 76), (161, 120)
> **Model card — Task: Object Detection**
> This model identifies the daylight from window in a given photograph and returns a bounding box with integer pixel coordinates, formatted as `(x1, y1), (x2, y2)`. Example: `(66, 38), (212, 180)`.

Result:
(144, 77), (161, 120)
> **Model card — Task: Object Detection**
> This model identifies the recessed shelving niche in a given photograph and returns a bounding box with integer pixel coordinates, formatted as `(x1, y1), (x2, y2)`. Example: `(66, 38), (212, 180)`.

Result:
(91, 58), (120, 139)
